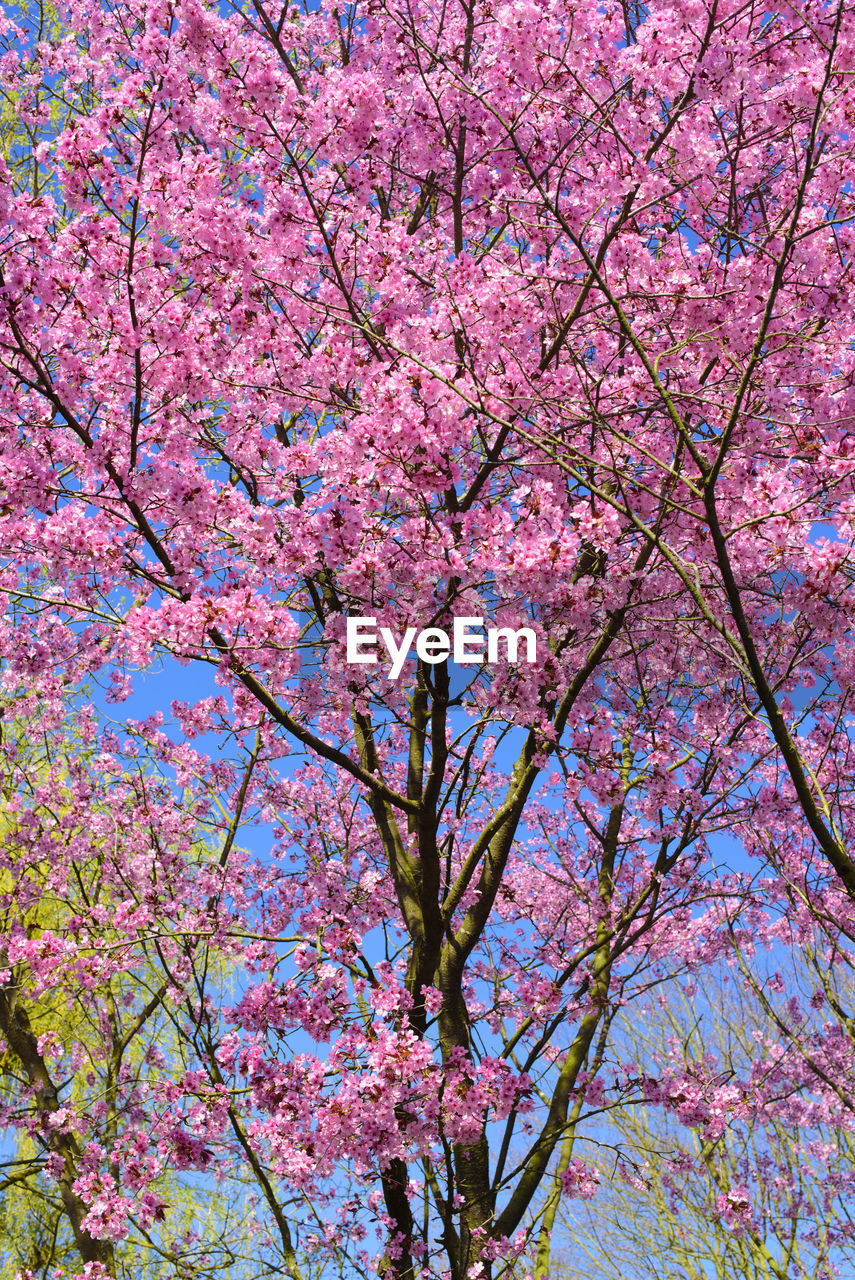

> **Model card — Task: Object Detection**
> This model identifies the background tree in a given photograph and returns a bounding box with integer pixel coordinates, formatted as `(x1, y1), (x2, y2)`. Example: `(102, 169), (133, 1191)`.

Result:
(0, 708), (289, 1277)
(558, 949), (855, 1280)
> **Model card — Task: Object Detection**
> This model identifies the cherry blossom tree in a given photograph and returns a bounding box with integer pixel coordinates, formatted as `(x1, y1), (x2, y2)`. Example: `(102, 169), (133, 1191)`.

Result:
(1, 0), (855, 1274)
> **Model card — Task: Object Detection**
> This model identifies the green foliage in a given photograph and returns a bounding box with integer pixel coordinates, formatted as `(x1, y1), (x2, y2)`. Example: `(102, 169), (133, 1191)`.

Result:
(1, 0), (71, 197)
(557, 967), (855, 1280)
(0, 714), (264, 1278)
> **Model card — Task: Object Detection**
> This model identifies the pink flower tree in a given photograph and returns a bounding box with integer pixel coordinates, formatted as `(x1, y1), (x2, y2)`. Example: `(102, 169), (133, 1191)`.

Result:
(1, 0), (855, 1274)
